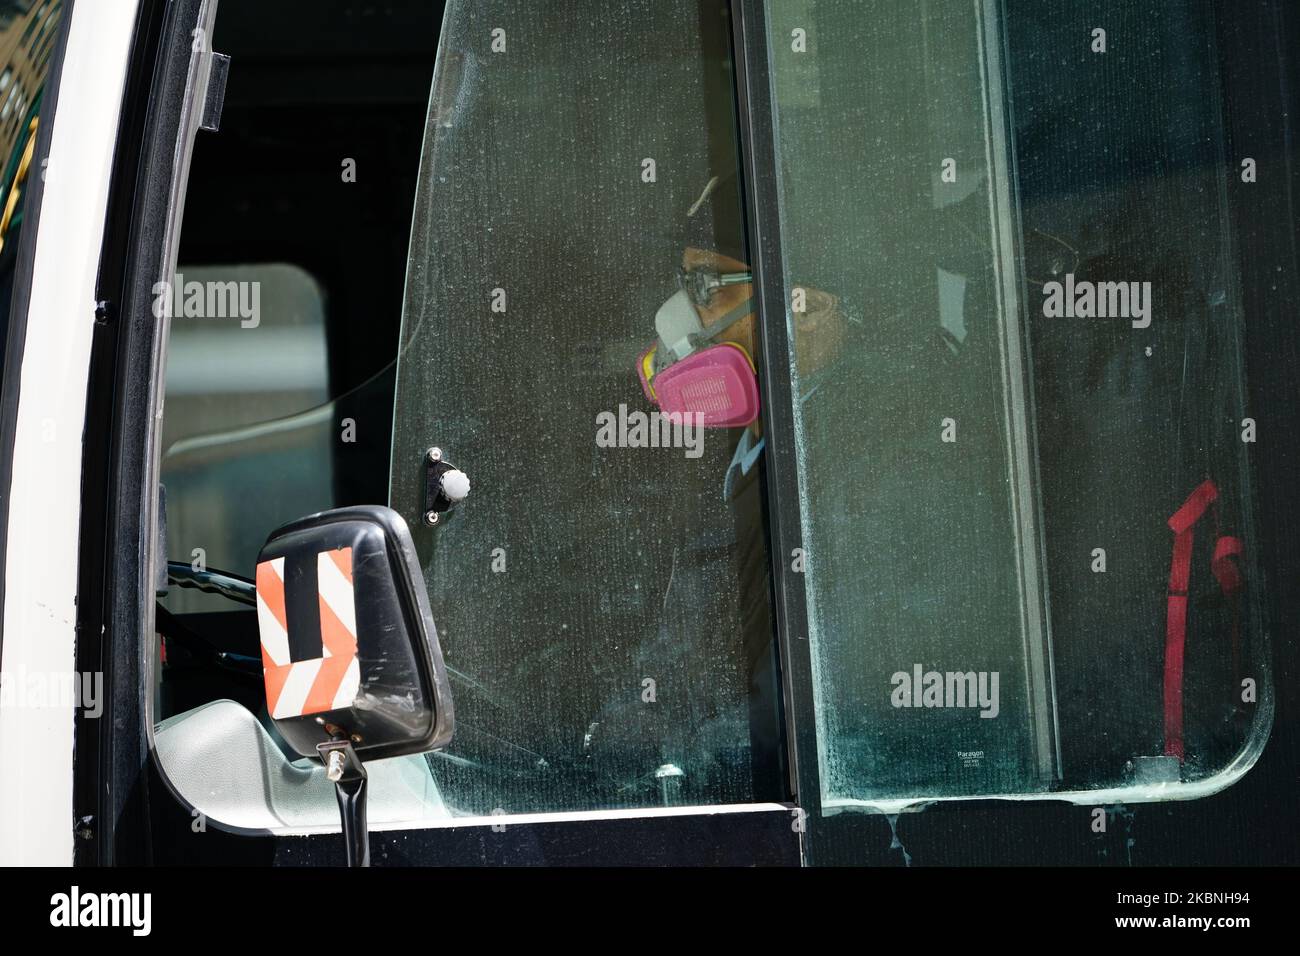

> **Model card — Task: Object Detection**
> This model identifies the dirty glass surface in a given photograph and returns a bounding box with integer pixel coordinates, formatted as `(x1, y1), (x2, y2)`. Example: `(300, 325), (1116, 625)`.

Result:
(390, 0), (784, 815)
(767, 0), (1267, 804)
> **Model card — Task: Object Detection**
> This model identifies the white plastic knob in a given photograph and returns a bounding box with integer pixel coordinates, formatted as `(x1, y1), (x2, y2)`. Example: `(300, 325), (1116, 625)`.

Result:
(440, 468), (471, 503)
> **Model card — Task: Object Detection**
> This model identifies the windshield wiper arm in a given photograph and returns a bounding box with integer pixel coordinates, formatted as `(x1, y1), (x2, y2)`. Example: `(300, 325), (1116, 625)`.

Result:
(165, 561), (256, 606)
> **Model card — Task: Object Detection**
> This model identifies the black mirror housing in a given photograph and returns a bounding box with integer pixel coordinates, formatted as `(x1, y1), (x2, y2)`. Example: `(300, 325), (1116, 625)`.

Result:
(254, 505), (453, 762)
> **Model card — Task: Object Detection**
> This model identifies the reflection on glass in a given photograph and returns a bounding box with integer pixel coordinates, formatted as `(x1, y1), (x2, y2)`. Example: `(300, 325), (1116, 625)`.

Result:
(0, 0), (63, 362)
(767, 0), (1267, 803)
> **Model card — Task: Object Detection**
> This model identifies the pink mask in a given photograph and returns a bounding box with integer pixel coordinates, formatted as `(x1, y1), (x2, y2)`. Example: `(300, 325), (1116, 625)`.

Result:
(637, 342), (760, 429)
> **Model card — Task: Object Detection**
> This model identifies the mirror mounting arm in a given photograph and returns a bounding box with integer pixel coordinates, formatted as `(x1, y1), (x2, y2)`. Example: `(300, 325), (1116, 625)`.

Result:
(317, 739), (369, 867)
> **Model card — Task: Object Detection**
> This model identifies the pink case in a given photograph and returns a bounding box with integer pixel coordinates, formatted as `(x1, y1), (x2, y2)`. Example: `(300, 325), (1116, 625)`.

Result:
(651, 343), (760, 428)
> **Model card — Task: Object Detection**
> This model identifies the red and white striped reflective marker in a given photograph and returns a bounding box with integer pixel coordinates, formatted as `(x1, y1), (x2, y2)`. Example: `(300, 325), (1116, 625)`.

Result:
(255, 548), (361, 720)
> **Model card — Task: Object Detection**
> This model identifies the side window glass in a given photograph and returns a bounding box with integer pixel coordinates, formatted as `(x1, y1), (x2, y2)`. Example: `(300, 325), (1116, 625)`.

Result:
(765, 0), (1268, 803)
(160, 263), (332, 614)
(389, 0), (788, 815)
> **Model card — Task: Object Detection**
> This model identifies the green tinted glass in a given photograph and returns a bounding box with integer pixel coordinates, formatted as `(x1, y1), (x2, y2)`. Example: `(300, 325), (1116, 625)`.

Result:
(766, 0), (1268, 805)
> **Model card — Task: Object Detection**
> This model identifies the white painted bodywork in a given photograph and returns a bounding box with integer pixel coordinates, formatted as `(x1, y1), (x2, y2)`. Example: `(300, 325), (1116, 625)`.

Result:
(0, 0), (140, 866)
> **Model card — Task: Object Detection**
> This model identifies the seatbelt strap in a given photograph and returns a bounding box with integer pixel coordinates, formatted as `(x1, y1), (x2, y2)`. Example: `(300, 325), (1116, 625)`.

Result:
(1163, 479), (1245, 761)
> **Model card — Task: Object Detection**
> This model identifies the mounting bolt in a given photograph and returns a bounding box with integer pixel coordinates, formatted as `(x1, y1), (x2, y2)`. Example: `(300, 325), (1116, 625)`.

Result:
(426, 447), (442, 463)
(326, 749), (346, 783)
(423, 510), (440, 527)
(439, 468), (471, 504)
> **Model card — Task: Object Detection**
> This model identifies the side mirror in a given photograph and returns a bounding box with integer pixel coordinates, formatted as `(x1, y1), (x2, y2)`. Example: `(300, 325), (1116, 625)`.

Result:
(254, 505), (453, 863)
